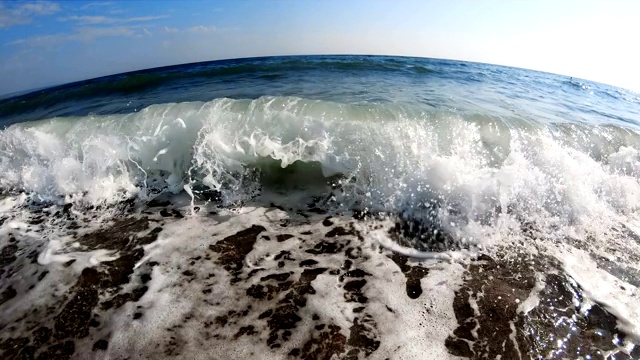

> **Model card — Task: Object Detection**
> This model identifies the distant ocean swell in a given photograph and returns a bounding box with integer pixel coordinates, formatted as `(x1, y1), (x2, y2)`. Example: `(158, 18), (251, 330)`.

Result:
(0, 57), (436, 120)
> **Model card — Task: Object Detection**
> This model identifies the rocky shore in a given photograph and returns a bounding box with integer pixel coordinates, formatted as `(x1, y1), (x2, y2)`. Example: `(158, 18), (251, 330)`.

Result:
(1, 201), (639, 359)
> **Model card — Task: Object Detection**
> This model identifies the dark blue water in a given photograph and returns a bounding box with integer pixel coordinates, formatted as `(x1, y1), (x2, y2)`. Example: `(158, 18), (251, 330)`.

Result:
(1, 55), (639, 129)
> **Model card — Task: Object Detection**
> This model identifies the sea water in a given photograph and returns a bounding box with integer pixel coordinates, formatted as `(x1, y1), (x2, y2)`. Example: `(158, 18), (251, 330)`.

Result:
(1, 55), (639, 359)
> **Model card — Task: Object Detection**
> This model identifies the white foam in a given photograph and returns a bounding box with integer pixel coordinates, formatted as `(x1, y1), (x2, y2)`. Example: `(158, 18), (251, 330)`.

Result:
(0, 96), (638, 232)
(1, 95), (640, 349)
(97, 207), (468, 359)
(517, 274), (546, 315)
(560, 247), (640, 343)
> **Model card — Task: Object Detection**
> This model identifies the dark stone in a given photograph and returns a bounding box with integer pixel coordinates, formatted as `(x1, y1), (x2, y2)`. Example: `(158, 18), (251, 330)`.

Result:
(53, 268), (100, 339)
(37, 340), (75, 360)
(18, 345), (36, 359)
(346, 315), (380, 357)
(101, 285), (148, 310)
(276, 234), (294, 242)
(93, 339), (109, 351)
(32, 326), (52, 346)
(63, 259), (76, 267)
(0, 337), (29, 359)
(343, 280), (366, 292)
(263, 268), (328, 347)
(345, 247), (361, 259)
(299, 324), (346, 359)
(0, 285), (17, 306)
(325, 226), (353, 238)
(234, 325), (257, 339)
(274, 250), (292, 261)
(260, 273), (291, 282)
(78, 217), (158, 250)
(344, 269), (370, 278)
(271, 203), (286, 211)
(306, 241), (344, 255)
(444, 252), (638, 359)
(209, 225), (266, 274)
(215, 314), (229, 327)
(147, 199), (171, 207)
(322, 217), (334, 227)
(259, 309), (273, 319)
(0, 243), (18, 267)
(390, 215), (458, 252)
(300, 259), (319, 267)
(247, 282), (292, 301)
(389, 254), (429, 299)
(342, 259), (353, 270)
(445, 337), (473, 357)
(343, 279), (368, 304)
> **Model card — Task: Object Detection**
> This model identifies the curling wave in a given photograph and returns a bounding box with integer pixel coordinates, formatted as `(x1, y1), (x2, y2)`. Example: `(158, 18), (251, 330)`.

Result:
(1, 96), (640, 241)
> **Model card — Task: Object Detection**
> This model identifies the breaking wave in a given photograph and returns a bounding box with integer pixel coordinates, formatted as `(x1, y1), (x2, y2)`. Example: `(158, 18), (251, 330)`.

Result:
(1, 96), (640, 245)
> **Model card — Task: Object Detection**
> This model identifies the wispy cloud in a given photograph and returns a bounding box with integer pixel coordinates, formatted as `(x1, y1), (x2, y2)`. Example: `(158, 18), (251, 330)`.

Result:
(10, 25), (143, 47)
(59, 15), (167, 25)
(188, 25), (217, 33)
(161, 25), (217, 34)
(0, 1), (60, 28)
(79, 2), (115, 10)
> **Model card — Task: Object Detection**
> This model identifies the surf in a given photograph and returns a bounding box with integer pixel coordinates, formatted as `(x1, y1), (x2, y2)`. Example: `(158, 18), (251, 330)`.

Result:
(1, 56), (640, 359)
(0, 95), (639, 250)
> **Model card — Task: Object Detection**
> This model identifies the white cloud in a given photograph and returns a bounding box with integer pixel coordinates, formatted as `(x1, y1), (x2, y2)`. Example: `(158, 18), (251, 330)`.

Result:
(161, 25), (217, 34)
(10, 25), (141, 47)
(0, 1), (60, 28)
(60, 15), (167, 25)
(188, 25), (217, 33)
(16, 1), (60, 16)
(80, 2), (115, 10)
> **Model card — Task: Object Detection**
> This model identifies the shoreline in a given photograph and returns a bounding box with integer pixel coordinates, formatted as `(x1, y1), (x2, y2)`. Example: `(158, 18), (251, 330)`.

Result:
(1, 201), (638, 359)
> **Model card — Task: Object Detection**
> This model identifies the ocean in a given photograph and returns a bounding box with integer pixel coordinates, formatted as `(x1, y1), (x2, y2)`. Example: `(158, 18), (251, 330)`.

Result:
(0, 55), (639, 359)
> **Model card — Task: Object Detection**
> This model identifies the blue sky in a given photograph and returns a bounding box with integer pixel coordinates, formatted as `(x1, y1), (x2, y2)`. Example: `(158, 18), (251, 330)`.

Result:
(1, 0), (639, 95)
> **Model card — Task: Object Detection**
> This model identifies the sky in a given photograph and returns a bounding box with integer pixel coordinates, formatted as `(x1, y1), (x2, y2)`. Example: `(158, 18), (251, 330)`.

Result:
(1, 0), (639, 96)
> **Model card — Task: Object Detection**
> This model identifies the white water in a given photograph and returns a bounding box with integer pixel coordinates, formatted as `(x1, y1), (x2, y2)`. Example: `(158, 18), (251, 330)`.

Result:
(2, 96), (640, 237)
(1, 95), (640, 356)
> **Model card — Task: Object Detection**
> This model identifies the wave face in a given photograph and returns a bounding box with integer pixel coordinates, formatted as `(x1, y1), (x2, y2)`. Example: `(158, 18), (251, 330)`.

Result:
(2, 94), (640, 247)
